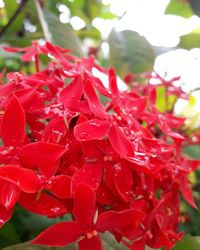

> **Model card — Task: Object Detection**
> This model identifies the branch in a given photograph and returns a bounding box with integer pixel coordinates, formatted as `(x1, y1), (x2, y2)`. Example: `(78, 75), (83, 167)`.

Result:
(35, 0), (52, 42)
(191, 87), (200, 92)
(0, 0), (29, 38)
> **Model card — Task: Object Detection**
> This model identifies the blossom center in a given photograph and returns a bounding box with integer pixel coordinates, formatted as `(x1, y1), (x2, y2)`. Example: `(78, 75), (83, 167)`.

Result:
(86, 230), (98, 239)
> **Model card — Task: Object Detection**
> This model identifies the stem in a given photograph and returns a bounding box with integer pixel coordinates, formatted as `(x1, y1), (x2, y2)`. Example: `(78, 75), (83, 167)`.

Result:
(0, 0), (29, 37)
(35, 0), (52, 42)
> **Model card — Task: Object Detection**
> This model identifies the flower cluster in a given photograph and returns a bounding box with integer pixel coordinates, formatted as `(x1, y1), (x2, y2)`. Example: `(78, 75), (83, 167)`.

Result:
(0, 41), (199, 250)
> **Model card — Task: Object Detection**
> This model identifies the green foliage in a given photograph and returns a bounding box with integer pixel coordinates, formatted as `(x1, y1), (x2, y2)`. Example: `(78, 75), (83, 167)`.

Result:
(108, 29), (155, 77)
(183, 145), (200, 159)
(40, 10), (84, 57)
(173, 235), (200, 250)
(165, 0), (193, 18)
(3, 0), (25, 34)
(179, 28), (200, 49)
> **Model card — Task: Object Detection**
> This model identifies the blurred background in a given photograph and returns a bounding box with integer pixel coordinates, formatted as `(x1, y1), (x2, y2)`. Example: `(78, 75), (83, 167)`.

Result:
(1, 0), (200, 249)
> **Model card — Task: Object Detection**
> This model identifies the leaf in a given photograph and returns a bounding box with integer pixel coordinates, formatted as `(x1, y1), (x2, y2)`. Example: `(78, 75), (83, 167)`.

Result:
(183, 145), (200, 159)
(3, 0), (25, 34)
(165, 0), (193, 18)
(35, 5), (84, 57)
(156, 86), (167, 112)
(172, 235), (200, 250)
(3, 241), (77, 249)
(0, 222), (19, 248)
(179, 28), (200, 50)
(189, 0), (200, 17)
(108, 29), (155, 77)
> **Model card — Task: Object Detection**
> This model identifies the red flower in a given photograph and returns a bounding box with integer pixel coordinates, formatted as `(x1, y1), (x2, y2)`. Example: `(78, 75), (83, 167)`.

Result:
(0, 41), (198, 250)
(32, 183), (144, 249)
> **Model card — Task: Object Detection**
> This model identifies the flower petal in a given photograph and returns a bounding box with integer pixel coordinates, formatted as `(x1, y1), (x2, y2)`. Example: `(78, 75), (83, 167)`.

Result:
(1, 95), (25, 146)
(32, 221), (84, 246)
(73, 183), (96, 226)
(0, 179), (21, 209)
(42, 117), (66, 143)
(59, 76), (83, 110)
(179, 176), (197, 208)
(50, 175), (72, 198)
(0, 165), (40, 193)
(72, 162), (103, 192)
(131, 238), (145, 250)
(108, 68), (121, 107)
(96, 209), (144, 232)
(79, 235), (102, 250)
(20, 142), (67, 176)
(84, 79), (107, 119)
(113, 162), (133, 201)
(74, 119), (110, 141)
(19, 192), (67, 217)
(108, 124), (133, 159)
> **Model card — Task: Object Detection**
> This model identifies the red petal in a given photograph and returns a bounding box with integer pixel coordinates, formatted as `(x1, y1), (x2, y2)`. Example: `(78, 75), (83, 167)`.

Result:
(79, 235), (102, 250)
(109, 125), (148, 166)
(0, 179), (21, 209)
(72, 162), (103, 192)
(14, 87), (43, 111)
(32, 221), (84, 246)
(0, 82), (16, 99)
(0, 165), (40, 193)
(108, 124), (133, 159)
(20, 142), (67, 176)
(131, 238), (145, 250)
(50, 175), (72, 198)
(21, 47), (37, 62)
(1, 95), (25, 146)
(164, 114), (185, 128)
(73, 183), (96, 226)
(159, 119), (185, 141)
(19, 192), (67, 217)
(3, 46), (28, 52)
(74, 119), (110, 141)
(59, 76), (83, 110)
(96, 209), (144, 232)
(113, 162), (133, 201)
(179, 176), (197, 208)
(84, 79), (107, 119)
(0, 204), (14, 228)
(108, 68), (121, 107)
(42, 117), (66, 143)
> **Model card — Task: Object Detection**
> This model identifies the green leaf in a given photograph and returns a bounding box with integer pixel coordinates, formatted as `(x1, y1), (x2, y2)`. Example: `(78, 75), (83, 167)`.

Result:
(189, 0), (200, 17)
(172, 235), (200, 250)
(76, 27), (101, 40)
(3, 241), (76, 250)
(35, 4), (84, 57)
(0, 222), (19, 248)
(108, 29), (155, 77)
(156, 86), (167, 112)
(165, 0), (193, 18)
(179, 28), (200, 50)
(3, 0), (25, 34)
(153, 46), (176, 56)
(183, 145), (200, 159)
